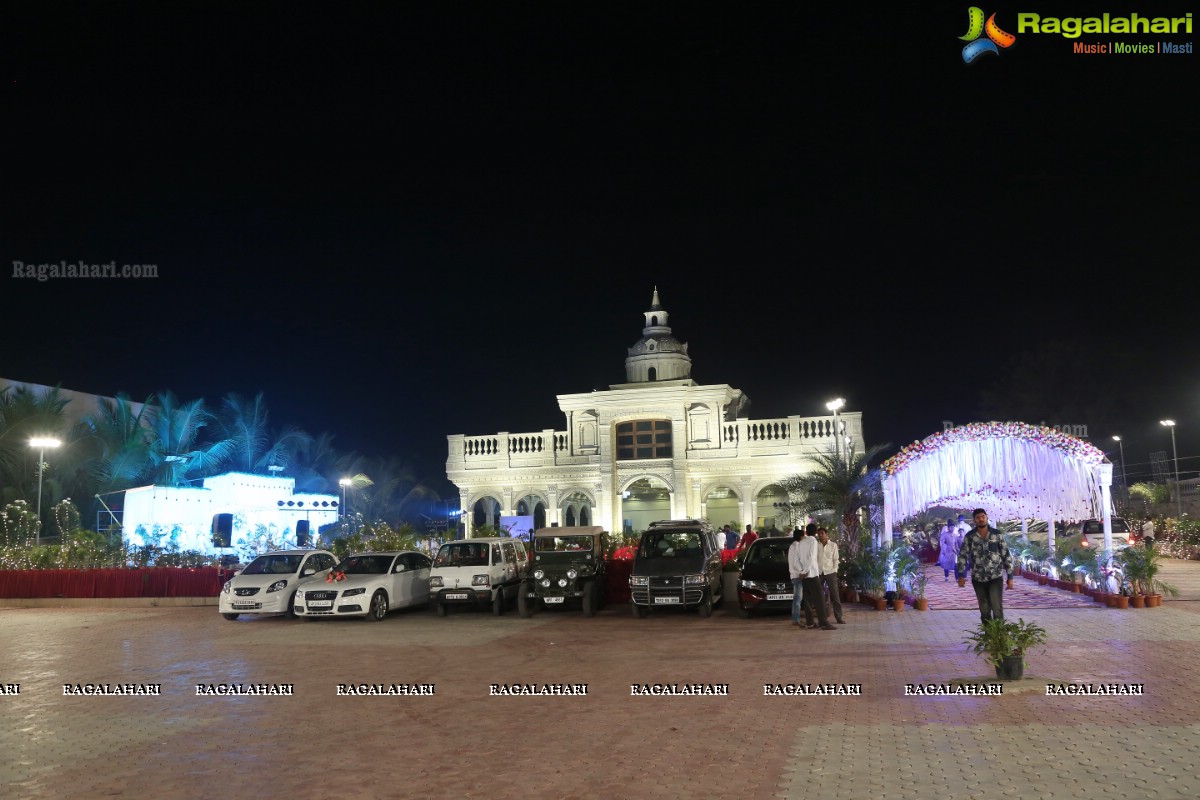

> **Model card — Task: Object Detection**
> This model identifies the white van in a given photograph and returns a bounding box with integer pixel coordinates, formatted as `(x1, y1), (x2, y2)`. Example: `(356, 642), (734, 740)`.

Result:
(429, 537), (529, 616)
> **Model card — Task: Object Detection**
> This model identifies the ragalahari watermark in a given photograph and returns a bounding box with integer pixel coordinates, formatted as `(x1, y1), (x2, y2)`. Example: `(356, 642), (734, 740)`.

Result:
(12, 260), (159, 281)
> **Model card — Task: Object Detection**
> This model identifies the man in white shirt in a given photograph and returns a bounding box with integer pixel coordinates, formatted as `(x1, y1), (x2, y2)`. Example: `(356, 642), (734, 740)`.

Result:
(789, 523), (836, 630)
(816, 527), (845, 624)
(1142, 519), (1155, 548)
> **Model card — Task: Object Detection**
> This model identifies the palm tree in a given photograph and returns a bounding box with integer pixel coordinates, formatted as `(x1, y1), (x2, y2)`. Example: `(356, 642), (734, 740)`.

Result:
(219, 391), (312, 474)
(291, 431), (344, 493)
(776, 442), (889, 542)
(349, 456), (439, 526)
(145, 391), (235, 486)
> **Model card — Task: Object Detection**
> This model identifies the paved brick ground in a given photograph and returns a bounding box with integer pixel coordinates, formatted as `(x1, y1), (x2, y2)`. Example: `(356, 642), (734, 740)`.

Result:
(2, 560), (1198, 800)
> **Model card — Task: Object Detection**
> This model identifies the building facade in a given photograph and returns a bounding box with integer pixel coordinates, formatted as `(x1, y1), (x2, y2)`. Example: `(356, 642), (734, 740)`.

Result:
(445, 290), (864, 536)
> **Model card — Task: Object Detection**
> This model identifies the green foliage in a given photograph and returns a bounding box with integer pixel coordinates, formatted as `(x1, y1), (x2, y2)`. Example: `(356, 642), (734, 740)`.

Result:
(963, 617), (1048, 668)
(1, 500), (40, 548)
(887, 544), (920, 593)
(54, 498), (81, 538)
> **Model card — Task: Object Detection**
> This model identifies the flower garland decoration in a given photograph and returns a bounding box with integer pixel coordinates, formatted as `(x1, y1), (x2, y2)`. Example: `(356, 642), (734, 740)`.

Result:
(882, 421), (1105, 476)
(325, 569), (346, 583)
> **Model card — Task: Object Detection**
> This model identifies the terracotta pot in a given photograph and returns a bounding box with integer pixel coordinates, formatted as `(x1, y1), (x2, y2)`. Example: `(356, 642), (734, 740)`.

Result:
(873, 598), (887, 611)
(844, 589), (859, 604)
(1094, 592), (1108, 604)
(1130, 595), (1145, 608)
(1069, 583), (1081, 593)
(1037, 575), (1048, 586)
(893, 597), (905, 612)
(914, 598), (929, 611)
(1147, 594), (1162, 607)
(1104, 594), (1117, 608)
(1112, 595), (1130, 609)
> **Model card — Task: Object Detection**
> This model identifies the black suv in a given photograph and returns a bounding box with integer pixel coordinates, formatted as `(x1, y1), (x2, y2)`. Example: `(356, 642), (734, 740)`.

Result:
(629, 519), (723, 617)
(519, 526), (607, 617)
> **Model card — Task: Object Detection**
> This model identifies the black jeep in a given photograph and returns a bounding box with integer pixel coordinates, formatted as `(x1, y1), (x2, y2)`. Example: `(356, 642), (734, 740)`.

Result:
(518, 526), (608, 617)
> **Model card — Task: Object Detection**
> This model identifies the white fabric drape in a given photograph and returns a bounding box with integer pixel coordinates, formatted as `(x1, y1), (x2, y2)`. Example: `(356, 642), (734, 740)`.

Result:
(883, 424), (1104, 521)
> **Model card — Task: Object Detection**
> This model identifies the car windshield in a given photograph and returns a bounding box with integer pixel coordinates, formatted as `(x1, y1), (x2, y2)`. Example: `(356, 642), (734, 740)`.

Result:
(240, 554), (303, 575)
(1082, 520), (1130, 534)
(434, 542), (490, 568)
(336, 555), (395, 574)
(639, 531), (702, 558)
(534, 535), (593, 552)
(745, 538), (790, 565)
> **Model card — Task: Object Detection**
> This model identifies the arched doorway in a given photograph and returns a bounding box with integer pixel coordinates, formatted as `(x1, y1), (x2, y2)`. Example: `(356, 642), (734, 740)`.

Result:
(516, 495), (547, 530)
(621, 477), (671, 533)
(560, 491), (593, 529)
(703, 485), (739, 529)
(754, 483), (791, 535)
(470, 497), (502, 534)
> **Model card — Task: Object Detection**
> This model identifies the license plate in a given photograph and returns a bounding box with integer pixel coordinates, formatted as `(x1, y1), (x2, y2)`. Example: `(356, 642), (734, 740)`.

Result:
(767, 593), (793, 601)
(544, 596), (564, 604)
(445, 592), (469, 600)
(307, 600), (332, 608)
(654, 597), (681, 604)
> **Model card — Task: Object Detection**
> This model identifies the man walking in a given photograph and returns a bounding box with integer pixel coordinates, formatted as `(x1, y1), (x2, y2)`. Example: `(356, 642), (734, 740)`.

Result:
(956, 508), (1014, 625)
(723, 524), (738, 551)
(816, 527), (844, 624)
(938, 517), (960, 581)
(741, 523), (758, 551)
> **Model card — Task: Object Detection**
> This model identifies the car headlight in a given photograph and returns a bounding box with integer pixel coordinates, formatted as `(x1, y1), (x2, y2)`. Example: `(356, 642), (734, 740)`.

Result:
(566, 569), (578, 580)
(533, 569), (545, 579)
(739, 579), (766, 591)
(267, 580), (288, 593)
(430, 576), (443, 587)
(558, 578), (568, 587)
(684, 574), (706, 585)
(342, 588), (365, 597)
(296, 590), (305, 599)
(630, 576), (648, 586)
(540, 578), (551, 587)
(472, 574), (489, 586)
(222, 581), (232, 594)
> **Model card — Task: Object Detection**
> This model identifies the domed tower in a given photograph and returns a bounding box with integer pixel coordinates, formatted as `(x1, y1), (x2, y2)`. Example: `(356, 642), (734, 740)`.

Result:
(624, 287), (692, 383)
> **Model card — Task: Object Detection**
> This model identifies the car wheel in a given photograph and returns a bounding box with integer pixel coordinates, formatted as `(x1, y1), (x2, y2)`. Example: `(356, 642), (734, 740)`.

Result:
(284, 596), (297, 619)
(493, 589), (504, 616)
(366, 590), (388, 622)
(518, 584), (534, 618)
(222, 613), (240, 621)
(712, 585), (724, 609)
(582, 581), (597, 617)
(633, 604), (648, 618)
(434, 601), (446, 617)
(698, 590), (713, 618)
(737, 605), (751, 619)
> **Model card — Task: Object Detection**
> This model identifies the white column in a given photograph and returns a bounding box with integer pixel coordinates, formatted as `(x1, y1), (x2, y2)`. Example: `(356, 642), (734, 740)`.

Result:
(1021, 518), (1028, 542)
(1099, 463), (1114, 557)
(1046, 518), (1055, 557)
(882, 475), (893, 553)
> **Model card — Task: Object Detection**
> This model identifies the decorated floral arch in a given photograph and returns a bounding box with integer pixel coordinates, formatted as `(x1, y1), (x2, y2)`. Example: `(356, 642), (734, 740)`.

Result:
(880, 422), (1114, 542)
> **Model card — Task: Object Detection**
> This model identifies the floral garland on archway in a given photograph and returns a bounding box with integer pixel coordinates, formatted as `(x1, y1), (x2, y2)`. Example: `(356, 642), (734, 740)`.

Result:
(882, 422), (1108, 522)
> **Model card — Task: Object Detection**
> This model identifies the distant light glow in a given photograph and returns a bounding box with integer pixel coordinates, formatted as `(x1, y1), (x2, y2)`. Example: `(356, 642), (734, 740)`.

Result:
(29, 437), (61, 448)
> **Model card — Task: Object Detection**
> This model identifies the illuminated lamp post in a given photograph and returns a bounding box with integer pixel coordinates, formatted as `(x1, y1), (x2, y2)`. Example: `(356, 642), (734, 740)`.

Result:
(29, 437), (62, 546)
(1160, 420), (1182, 520)
(825, 398), (846, 463)
(1112, 435), (1127, 488)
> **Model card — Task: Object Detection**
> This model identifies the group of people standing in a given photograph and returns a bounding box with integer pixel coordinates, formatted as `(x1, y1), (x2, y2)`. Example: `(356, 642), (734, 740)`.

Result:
(722, 524), (758, 552)
(787, 523), (843, 631)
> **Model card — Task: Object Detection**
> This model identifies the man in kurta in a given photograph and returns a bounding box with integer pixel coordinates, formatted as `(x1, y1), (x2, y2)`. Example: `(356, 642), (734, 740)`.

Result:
(938, 517), (960, 581)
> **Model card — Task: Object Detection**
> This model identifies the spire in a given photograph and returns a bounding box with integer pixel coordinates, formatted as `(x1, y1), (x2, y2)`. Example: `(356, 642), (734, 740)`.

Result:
(624, 288), (691, 383)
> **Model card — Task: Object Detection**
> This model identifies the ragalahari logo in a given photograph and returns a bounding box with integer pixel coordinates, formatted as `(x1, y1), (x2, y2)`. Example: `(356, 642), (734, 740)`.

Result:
(960, 7), (1017, 63)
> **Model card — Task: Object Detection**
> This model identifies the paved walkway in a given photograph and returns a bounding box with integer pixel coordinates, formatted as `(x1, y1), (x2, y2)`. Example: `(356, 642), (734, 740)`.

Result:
(2, 559), (1198, 800)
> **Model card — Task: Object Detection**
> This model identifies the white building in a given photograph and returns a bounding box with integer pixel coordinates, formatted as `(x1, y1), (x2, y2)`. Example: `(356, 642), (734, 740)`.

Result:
(122, 472), (339, 553)
(446, 290), (864, 536)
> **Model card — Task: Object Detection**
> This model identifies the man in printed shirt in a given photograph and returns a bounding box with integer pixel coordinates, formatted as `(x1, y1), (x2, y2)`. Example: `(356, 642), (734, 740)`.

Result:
(956, 508), (1014, 625)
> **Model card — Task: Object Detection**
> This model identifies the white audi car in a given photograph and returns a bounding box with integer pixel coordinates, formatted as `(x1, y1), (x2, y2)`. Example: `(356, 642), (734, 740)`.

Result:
(294, 551), (433, 621)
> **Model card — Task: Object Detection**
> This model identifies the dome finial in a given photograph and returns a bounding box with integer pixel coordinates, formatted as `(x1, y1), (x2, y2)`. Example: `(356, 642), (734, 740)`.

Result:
(650, 286), (661, 310)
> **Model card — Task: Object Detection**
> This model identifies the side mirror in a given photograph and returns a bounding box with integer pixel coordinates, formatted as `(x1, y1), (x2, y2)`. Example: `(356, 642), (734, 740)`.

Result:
(301, 568), (314, 577)
(394, 564), (406, 573)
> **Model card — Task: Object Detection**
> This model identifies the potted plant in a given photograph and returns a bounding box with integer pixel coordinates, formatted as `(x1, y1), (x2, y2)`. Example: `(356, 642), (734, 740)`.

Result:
(888, 544), (920, 612)
(911, 570), (929, 611)
(1138, 545), (1179, 607)
(859, 551), (889, 610)
(963, 617), (1047, 680)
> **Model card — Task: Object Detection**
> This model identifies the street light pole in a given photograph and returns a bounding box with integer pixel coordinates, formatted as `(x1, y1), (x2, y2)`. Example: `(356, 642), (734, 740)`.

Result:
(339, 478), (352, 521)
(825, 398), (846, 463)
(1112, 435), (1127, 488)
(1160, 420), (1182, 520)
(29, 437), (62, 547)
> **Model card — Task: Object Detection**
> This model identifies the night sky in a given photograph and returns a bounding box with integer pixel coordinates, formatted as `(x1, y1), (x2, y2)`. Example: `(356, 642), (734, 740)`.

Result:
(4, 2), (1197, 492)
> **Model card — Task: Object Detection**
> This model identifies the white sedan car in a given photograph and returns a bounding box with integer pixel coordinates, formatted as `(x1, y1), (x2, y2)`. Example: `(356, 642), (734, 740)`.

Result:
(219, 549), (339, 620)
(294, 551), (432, 621)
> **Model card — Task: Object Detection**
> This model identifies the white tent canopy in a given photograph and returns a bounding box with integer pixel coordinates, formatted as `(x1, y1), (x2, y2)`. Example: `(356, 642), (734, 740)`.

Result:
(880, 422), (1115, 551)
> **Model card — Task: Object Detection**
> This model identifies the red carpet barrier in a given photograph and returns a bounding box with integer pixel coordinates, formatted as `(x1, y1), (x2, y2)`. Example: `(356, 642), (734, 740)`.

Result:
(605, 558), (631, 604)
(0, 568), (228, 599)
